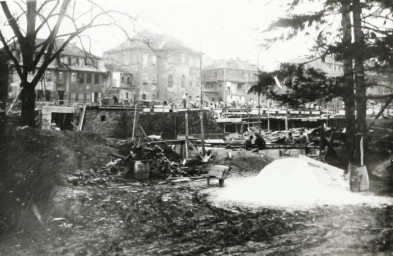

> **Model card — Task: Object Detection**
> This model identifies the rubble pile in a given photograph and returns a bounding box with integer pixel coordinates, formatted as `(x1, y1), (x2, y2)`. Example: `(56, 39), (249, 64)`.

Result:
(67, 144), (206, 185)
(242, 127), (323, 143)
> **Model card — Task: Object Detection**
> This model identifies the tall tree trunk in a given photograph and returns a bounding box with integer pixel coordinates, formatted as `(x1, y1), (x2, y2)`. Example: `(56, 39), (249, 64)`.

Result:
(20, 83), (36, 127)
(0, 61), (8, 136)
(353, 0), (367, 133)
(353, 0), (368, 164)
(258, 93), (261, 128)
(342, 0), (356, 165)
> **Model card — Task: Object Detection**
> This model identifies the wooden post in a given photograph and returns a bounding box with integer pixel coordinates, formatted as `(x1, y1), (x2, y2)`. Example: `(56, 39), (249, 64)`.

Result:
(132, 102), (138, 143)
(185, 111), (189, 160)
(77, 104), (87, 131)
(319, 121), (324, 161)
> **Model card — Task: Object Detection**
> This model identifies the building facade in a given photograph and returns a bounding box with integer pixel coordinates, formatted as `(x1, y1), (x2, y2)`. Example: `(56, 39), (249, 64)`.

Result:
(285, 56), (344, 112)
(202, 59), (258, 106)
(104, 65), (135, 105)
(103, 32), (202, 105)
(7, 40), (107, 105)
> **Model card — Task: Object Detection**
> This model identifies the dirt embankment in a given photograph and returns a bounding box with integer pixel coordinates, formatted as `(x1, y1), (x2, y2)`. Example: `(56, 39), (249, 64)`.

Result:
(0, 127), (117, 232)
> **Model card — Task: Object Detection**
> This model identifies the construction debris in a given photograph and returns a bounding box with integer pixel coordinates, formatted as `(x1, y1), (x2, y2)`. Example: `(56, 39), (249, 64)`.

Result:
(66, 143), (214, 186)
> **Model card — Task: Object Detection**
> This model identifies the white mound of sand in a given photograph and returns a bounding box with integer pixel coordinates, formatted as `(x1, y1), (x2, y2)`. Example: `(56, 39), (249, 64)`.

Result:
(208, 157), (392, 209)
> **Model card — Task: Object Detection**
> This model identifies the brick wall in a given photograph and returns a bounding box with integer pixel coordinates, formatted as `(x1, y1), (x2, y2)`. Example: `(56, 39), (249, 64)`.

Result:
(83, 108), (222, 139)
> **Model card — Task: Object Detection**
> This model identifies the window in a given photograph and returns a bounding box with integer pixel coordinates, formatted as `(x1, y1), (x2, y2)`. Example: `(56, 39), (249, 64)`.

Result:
(36, 90), (44, 101)
(78, 72), (84, 83)
(86, 94), (92, 102)
(168, 74), (173, 88)
(45, 90), (51, 101)
(126, 76), (132, 85)
(71, 57), (77, 65)
(237, 83), (244, 90)
(152, 74), (157, 84)
(211, 72), (215, 78)
(219, 83), (222, 87)
(46, 71), (52, 82)
(123, 57), (129, 65)
(71, 73), (76, 83)
(181, 53), (186, 63)
(142, 94), (146, 100)
(58, 72), (64, 82)
(181, 75), (185, 87)
(94, 73), (99, 84)
(189, 81), (193, 87)
(142, 74), (148, 84)
(121, 76), (125, 83)
(70, 93), (75, 102)
(143, 55), (148, 64)
(59, 57), (64, 64)
(78, 58), (84, 66)
(86, 73), (92, 84)
(126, 92), (129, 99)
(100, 115), (106, 122)
(152, 55), (157, 65)
(212, 98), (215, 102)
(218, 71), (222, 77)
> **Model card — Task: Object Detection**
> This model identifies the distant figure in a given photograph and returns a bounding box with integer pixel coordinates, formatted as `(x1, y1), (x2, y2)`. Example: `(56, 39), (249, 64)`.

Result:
(113, 95), (118, 105)
(182, 93), (188, 108)
(298, 130), (309, 144)
(254, 133), (266, 150)
(299, 130), (311, 154)
(245, 135), (253, 150)
(285, 132), (294, 144)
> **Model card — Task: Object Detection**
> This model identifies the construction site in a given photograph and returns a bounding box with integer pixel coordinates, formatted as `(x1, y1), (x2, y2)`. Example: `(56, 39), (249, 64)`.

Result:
(1, 0), (393, 255)
(1, 102), (393, 255)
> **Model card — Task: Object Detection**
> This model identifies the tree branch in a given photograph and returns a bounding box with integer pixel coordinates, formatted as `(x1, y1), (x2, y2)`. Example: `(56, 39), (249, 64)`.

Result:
(0, 30), (23, 80)
(35, 0), (60, 34)
(1, 1), (24, 42)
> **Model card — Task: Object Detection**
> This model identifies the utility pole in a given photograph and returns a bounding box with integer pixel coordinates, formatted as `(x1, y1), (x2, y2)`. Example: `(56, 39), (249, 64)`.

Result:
(185, 111), (189, 160)
(132, 46), (142, 145)
(223, 64), (226, 109)
(199, 43), (206, 155)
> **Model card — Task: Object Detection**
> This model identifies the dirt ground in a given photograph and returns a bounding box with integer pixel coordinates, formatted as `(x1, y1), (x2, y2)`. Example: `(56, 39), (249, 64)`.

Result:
(1, 129), (393, 255)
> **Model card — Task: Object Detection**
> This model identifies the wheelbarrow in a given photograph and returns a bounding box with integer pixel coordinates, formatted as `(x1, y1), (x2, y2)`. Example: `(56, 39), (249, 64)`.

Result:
(205, 165), (230, 186)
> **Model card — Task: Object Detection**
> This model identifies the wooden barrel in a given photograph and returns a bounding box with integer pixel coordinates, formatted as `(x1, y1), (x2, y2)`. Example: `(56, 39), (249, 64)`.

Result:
(134, 161), (150, 180)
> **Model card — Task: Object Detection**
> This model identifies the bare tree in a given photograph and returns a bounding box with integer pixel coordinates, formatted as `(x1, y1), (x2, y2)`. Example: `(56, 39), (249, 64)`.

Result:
(0, 0), (138, 126)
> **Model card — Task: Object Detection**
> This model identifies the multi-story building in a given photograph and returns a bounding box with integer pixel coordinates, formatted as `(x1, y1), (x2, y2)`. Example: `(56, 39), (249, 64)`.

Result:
(103, 31), (202, 105)
(104, 65), (135, 105)
(7, 39), (107, 105)
(202, 59), (258, 106)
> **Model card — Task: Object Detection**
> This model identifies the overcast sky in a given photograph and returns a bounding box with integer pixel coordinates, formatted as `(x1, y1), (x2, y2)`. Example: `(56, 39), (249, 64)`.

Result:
(86, 0), (316, 71)
(1, 0), (317, 71)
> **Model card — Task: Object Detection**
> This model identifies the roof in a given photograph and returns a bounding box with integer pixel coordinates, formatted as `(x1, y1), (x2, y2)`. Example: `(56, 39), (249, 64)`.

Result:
(286, 56), (342, 66)
(7, 38), (95, 58)
(104, 63), (133, 73)
(105, 31), (200, 54)
(204, 59), (258, 71)
(3, 38), (106, 72)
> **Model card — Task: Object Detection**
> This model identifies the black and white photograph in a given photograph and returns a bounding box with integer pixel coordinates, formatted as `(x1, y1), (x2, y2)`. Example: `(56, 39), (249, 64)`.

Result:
(1, 0), (393, 255)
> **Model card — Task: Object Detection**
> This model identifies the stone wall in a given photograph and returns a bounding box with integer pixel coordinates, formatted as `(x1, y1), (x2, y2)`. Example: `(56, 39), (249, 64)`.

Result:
(83, 107), (222, 139)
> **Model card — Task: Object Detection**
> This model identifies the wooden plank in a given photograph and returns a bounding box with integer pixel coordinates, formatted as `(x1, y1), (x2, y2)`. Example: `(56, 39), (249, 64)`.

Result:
(77, 105), (87, 131)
